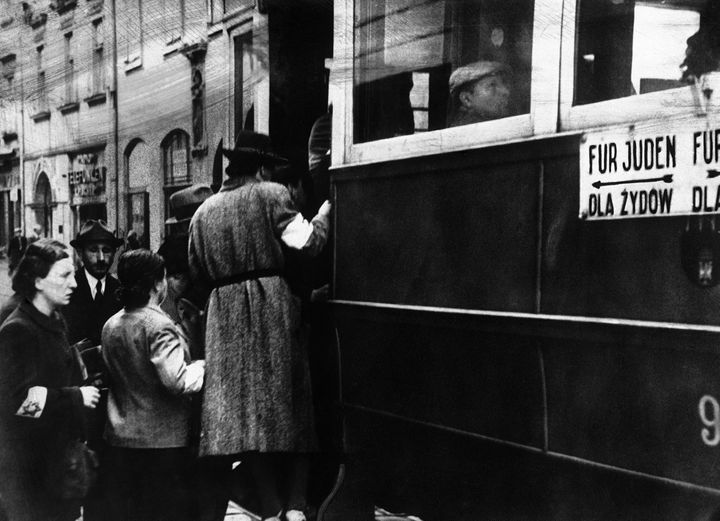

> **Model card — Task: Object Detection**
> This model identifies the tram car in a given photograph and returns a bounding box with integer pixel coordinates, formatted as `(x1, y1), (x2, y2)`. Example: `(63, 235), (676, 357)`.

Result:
(318, 0), (720, 519)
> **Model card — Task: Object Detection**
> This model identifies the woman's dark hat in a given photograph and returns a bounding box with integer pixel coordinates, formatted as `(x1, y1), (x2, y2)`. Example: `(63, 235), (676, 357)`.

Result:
(70, 220), (124, 248)
(166, 184), (213, 224)
(222, 130), (289, 166)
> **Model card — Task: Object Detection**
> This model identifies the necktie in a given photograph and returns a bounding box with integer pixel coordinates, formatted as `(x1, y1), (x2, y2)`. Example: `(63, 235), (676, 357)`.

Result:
(94, 280), (103, 305)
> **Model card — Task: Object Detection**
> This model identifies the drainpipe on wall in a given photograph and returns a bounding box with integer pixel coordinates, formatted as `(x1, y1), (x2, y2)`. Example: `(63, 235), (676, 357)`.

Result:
(111, 0), (119, 233)
(17, 14), (26, 235)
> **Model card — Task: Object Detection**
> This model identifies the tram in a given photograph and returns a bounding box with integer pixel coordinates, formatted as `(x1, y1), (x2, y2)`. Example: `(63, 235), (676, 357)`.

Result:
(318, 0), (720, 519)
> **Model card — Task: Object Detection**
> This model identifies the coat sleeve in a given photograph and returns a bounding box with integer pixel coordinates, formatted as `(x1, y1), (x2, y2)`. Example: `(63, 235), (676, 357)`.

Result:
(148, 321), (204, 395)
(188, 215), (210, 286)
(0, 322), (83, 426)
(272, 185), (330, 257)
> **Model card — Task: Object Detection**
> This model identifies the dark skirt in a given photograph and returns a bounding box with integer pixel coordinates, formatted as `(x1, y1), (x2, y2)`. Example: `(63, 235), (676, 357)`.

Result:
(0, 445), (80, 521)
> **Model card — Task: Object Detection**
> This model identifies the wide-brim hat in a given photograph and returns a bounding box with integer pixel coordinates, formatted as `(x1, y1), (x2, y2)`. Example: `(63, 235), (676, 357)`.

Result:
(70, 219), (124, 248)
(166, 184), (214, 225)
(448, 60), (512, 96)
(222, 130), (289, 166)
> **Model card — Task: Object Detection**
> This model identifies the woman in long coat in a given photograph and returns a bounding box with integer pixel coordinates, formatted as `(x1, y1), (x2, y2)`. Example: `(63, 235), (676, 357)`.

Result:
(189, 131), (330, 521)
(0, 239), (101, 521)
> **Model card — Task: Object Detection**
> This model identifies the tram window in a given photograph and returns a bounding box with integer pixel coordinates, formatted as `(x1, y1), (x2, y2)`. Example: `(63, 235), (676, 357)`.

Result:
(353, 0), (534, 143)
(574, 0), (704, 106)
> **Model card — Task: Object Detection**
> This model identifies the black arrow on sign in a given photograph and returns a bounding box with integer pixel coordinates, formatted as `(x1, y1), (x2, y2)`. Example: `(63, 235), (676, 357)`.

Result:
(592, 174), (673, 189)
(707, 169), (720, 179)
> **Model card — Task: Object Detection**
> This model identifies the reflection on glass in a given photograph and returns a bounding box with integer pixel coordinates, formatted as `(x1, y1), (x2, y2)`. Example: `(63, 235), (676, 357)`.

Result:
(353, 0), (534, 143)
(574, 0), (704, 106)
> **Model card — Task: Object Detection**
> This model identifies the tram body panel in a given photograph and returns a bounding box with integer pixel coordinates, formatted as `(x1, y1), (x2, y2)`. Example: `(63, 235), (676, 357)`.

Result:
(334, 154), (540, 311)
(327, 138), (720, 520)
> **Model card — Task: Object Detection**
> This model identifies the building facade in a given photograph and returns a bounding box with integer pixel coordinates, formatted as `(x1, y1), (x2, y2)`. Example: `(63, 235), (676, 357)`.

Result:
(0, 0), (116, 247)
(0, 0), (332, 251)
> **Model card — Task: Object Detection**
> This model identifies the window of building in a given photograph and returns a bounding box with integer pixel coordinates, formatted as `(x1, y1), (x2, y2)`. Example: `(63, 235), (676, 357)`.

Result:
(353, 0), (534, 143)
(0, 55), (15, 103)
(162, 0), (184, 45)
(162, 130), (190, 186)
(64, 32), (75, 103)
(123, 0), (142, 70)
(574, 0), (705, 106)
(162, 130), (191, 230)
(234, 32), (255, 138)
(36, 46), (47, 111)
(92, 19), (105, 94)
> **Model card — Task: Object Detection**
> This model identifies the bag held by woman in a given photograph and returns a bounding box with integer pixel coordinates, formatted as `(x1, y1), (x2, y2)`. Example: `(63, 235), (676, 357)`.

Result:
(46, 438), (99, 499)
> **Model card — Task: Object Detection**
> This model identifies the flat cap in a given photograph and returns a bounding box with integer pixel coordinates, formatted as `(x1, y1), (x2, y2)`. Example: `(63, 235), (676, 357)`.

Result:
(449, 61), (511, 95)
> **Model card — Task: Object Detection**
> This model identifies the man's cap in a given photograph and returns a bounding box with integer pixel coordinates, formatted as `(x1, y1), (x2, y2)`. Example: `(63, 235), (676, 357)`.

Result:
(448, 61), (511, 96)
(166, 184), (213, 224)
(222, 130), (289, 166)
(70, 220), (123, 248)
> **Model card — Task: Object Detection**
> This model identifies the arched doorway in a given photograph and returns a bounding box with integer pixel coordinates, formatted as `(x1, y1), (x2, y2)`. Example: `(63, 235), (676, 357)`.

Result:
(33, 172), (53, 237)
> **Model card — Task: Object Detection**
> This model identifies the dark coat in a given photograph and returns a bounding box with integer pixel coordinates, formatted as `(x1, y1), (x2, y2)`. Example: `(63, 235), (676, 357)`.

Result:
(63, 268), (122, 346)
(7, 235), (27, 270)
(0, 300), (84, 521)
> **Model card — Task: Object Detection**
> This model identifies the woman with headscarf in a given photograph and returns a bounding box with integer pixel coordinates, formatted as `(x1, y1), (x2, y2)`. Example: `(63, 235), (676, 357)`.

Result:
(0, 238), (101, 521)
(189, 131), (331, 521)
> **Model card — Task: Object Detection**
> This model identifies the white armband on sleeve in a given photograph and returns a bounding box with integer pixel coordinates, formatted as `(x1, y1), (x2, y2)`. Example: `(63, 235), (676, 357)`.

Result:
(281, 213), (314, 249)
(183, 361), (205, 394)
(16, 386), (48, 418)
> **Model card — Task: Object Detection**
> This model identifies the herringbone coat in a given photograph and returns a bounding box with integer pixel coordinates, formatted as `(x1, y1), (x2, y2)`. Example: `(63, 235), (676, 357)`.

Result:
(189, 176), (328, 456)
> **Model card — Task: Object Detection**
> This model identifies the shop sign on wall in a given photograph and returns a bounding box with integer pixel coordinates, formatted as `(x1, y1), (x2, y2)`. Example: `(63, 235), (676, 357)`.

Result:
(579, 123), (720, 220)
(68, 153), (106, 202)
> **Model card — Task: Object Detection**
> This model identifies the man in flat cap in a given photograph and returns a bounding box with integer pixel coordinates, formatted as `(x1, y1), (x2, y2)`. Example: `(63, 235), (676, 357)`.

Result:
(64, 219), (124, 347)
(448, 60), (513, 127)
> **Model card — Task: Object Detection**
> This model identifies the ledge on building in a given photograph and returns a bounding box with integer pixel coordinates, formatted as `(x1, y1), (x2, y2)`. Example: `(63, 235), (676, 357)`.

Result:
(84, 92), (106, 106)
(87, 0), (103, 17)
(191, 145), (208, 158)
(124, 54), (142, 73)
(58, 101), (79, 115)
(52, 0), (77, 15)
(163, 37), (182, 58)
(30, 110), (51, 122)
(2, 131), (17, 143)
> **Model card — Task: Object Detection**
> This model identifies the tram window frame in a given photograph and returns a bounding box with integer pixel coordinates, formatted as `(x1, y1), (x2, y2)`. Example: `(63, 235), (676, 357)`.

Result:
(559, 0), (707, 131)
(332, 0), (562, 166)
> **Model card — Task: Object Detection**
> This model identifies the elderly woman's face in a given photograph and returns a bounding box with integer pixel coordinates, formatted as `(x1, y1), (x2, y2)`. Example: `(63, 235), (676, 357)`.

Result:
(36, 258), (77, 308)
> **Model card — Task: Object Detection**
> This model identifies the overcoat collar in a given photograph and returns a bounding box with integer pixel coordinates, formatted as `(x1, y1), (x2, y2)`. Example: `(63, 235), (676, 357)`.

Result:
(18, 299), (65, 334)
(220, 175), (259, 193)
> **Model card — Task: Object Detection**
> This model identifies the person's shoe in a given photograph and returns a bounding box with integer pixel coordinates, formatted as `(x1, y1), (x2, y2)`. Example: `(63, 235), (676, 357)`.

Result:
(285, 510), (307, 521)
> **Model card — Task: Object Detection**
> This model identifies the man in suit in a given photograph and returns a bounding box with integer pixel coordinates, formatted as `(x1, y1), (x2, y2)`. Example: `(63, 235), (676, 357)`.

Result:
(62, 220), (124, 521)
(63, 220), (124, 346)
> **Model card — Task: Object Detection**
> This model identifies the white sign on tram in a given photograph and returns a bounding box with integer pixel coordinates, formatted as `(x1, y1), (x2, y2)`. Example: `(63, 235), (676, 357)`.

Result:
(579, 124), (720, 220)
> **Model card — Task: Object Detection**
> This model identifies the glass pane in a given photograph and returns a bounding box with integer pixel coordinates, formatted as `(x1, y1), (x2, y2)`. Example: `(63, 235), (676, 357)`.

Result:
(574, 0), (705, 106)
(353, 0), (534, 143)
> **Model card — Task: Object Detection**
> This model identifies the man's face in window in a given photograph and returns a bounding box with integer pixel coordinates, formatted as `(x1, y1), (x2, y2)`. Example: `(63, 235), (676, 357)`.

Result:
(459, 73), (511, 122)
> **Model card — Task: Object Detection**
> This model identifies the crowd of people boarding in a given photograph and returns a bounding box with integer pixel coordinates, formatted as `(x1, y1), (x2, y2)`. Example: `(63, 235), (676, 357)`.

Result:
(0, 129), (333, 521)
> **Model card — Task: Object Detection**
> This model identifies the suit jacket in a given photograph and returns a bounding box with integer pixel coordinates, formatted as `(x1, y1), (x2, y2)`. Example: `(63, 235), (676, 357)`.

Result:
(63, 268), (122, 346)
(102, 304), (201, 448)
